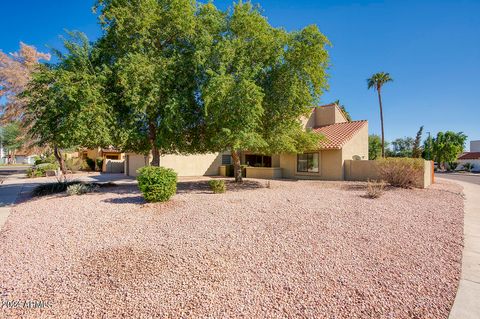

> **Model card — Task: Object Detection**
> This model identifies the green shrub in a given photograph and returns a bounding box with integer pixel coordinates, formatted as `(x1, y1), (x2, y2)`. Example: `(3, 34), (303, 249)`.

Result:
(137, 166), (177, 202)
(27, 163), (59, 178)
(209, 180), (226, 193)
(65, 158), (85, 172)
(34, 154), (56, 165)
(463, 162), (473, 172)
(85, 157), (96, 171)
(95, 157), (104, 171)
(448, 162), (458, 171)
(66, 183), (98, 196)
(378, 157), (424, 188)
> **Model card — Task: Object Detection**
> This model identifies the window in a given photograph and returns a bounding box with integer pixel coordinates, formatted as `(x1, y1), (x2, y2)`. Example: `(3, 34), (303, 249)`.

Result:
(297, 153), (319, 173)
(222, 155), (232, 165)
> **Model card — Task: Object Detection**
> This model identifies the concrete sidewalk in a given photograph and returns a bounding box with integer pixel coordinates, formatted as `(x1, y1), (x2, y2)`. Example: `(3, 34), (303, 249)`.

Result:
(0, 177), (26, 229)
(445, 179), (480, 319)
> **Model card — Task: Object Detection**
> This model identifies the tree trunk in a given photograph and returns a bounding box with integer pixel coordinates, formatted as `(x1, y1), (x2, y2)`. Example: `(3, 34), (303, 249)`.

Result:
(377, 89), (385, 158)
(148, 122), (160, 166)
(53, 145), (67, 180)
(231, 150), (242, 183)
(151, 144), (160, 167)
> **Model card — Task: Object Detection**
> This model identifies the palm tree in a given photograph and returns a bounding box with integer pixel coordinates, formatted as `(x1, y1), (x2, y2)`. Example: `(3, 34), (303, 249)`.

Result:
(367, 72), (393, 158)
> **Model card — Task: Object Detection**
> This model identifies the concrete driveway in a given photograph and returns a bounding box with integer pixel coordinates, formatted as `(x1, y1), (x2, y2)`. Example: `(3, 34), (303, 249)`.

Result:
(438, 175), (480, 319)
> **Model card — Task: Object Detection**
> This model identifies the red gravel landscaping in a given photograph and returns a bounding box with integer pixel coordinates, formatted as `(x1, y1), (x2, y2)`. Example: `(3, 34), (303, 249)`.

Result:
(0, 179), (463, 318)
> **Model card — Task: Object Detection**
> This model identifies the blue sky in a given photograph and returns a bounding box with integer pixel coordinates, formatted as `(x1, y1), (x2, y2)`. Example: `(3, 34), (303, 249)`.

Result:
(1, 0), (479, 149)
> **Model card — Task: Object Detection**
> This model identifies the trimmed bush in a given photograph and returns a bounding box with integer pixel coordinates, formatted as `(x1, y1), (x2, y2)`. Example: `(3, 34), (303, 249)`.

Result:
(209, 180), (226, 193)
(365, 180), (386, 198)
(378, 157), (424, 188)
(66, 183), (98, 196)
(85, 157), (96, 171)
(137, 166), (177, 202)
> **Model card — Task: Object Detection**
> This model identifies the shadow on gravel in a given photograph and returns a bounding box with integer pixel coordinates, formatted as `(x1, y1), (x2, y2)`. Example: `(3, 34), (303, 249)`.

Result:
(176, 179), (264, 194)
(102, 195), (146, 205)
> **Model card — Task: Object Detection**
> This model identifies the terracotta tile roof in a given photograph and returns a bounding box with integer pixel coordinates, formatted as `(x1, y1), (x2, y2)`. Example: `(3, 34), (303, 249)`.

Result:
(458, 152), (480, 160)
(312, 120), (367, 150)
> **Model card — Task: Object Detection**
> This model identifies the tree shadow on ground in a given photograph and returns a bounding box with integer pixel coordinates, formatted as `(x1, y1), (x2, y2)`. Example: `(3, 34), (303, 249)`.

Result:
(176, 179), (264, 194)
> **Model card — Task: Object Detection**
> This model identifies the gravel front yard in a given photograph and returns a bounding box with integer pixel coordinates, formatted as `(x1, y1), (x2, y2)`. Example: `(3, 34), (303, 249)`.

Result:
(0, 179), (463, 318)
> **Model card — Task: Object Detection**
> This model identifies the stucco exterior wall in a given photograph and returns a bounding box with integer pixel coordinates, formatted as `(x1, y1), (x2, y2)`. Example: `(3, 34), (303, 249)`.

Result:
(246, 167), (282, 179)
(344, 160), (380, 181)
(341, 124), (369, 161)
(125, 152), (222, 177)
(279, 150), (343, 180)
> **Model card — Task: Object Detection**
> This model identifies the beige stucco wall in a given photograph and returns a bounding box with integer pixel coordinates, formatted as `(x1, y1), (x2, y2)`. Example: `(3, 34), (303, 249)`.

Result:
(279, 150), (343, 180)
(246, 167), (282, 179)
(160, 153), (222, 176)
(125, 152), (222, 177)
(345, 159), (434, 189)
(344, 160), (381, 181)
(315, 105), (347, 127)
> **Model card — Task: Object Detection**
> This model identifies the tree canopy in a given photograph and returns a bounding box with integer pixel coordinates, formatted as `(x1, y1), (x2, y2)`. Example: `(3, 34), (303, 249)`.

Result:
(24, 32), (112, 175)
(424, 131), (467, 169)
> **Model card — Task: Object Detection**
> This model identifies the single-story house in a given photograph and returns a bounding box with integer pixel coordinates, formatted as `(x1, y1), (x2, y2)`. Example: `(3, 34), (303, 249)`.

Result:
(457, 152), (480, 172)
(81, 147), (125, 173)
(124, 103), (369, 180)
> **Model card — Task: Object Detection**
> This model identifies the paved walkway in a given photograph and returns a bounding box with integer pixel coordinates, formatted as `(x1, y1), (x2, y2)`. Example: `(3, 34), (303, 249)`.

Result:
(443, 178), (480, 319)
(0, 175), (28, 229)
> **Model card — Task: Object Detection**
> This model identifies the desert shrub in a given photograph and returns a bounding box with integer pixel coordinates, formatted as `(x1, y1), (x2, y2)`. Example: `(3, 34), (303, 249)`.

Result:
(65, 157), (85, 172)
(95, 157), (104, 171)
(32, 181), (79, 197)
(209, 180), (226, 193)
(378, 157), (424, 188)
(448, 162), (458, 171)
(463, 162), (473, 172)
(137, 166), (177, 202)
(85, 157), (96, 171)
(66, 183), (98, 196)
(365, 180), (386, 198)
(27, 163), (59, 178)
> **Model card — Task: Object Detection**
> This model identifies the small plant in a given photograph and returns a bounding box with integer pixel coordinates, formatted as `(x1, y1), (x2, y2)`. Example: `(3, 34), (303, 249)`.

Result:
(209, 180), (226, 194)
(137, 166), (177, 202)
(463, 162), (474, 172)
(378, 157), (424, 188)
(95, 157), (104, 171)
(448, 162), (458, 171)
(85, 157), (96, 171)
(365, 180), (386, 199)
(66, 183), (98, 196)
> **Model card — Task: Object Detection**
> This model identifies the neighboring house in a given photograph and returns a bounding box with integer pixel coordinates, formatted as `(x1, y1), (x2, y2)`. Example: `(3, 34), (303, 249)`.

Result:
(81, 147), (125, 173)
(14, 153), (36, 165)
(0, 145), (5, 164)
(457, 141), (480, 171)
(124, 104), (369, 180)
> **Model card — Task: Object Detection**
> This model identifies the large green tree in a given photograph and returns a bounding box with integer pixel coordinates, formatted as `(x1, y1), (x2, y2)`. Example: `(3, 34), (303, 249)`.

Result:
(368, 134), (383, 160)
(426, 131), (467, 170)
(24, 32), (112, 177)
(94, 0), (200, 166)
(367, 72), (393, 158)
(1, 122), (23, 163)
(198, 1), (329, 181)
